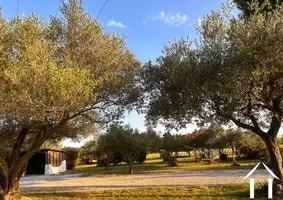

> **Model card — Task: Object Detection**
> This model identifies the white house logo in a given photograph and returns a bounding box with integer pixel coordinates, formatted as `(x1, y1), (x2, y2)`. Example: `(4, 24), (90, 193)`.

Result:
(244, 162), (279, 199)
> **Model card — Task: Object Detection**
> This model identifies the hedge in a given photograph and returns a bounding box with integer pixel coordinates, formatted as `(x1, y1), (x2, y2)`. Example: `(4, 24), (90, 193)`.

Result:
(63, 147), (80, 170)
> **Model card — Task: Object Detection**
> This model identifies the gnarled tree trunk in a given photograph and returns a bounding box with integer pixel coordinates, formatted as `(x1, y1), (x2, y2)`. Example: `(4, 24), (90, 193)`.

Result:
(0, 158), (27, 200)
(2, 181), (21, 200)
(0, 125), (60, 200)
(263, 136), (283, 194)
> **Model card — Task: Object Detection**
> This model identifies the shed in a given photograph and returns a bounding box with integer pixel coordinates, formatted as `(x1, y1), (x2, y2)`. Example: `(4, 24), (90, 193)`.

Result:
(26, 149), (66, 175)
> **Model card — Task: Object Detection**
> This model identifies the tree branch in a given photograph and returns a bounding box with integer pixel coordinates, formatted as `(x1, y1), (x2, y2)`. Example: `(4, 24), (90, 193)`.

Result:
(244, 91), (265, 135)
(79, 113), (111, 124)
(217, 110), (266, 138)
(8, 127), (29, 173)
(0, 158), (8, 193)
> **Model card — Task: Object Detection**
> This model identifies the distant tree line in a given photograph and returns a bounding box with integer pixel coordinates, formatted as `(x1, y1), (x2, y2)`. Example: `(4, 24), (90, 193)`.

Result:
(160, 128), (268, 166)
(80, 125), (271, 172)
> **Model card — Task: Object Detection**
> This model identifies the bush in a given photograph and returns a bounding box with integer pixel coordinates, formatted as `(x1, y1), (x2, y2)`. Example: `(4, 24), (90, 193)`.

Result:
(63, 148), (80, 170)
(168, 155), (178, 166)
(137, 151), (147, 164)
(219, 153), (228, 161)
(238, 146), (266, 159)
(96, 153), (108, 167)
(259, 182), (268, 195)
(112, 151), (123, 165)
(160, 150), (168, 162)
(235, 132), (267, 159)
(194, 150), (203, 163)
(95, 151), (123, 167)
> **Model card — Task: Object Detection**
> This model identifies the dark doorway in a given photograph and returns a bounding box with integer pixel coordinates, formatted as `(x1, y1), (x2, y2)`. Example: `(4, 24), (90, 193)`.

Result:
(26, 152), (45, 175)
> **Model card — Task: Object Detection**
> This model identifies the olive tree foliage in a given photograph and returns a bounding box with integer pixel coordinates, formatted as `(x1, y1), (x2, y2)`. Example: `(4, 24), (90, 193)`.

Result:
(0, 0), (140, 199)
(95, 131), (118, 169)
(234, 0), (283, 17)
(141, 1), (283, 190)
(80, 139), (97, 164)
(143, 127), (162, 153)
(96, 125), (150, 174)
(160, 133), (181, 166)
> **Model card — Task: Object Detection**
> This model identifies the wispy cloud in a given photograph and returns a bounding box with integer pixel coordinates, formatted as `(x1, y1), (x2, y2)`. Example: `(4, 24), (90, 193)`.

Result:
(147, 11), (189, 27)
(107, 20), (126, 29)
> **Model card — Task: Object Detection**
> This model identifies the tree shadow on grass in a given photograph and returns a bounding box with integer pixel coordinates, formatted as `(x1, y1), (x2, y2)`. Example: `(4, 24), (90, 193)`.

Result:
(26, 186), (267, 199)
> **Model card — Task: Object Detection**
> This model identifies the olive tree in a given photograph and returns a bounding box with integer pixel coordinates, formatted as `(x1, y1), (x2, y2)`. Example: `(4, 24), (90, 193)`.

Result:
(0, 0), (140, 199)
(98, 125), (149, 174)
(234, 0), (283, 17)
(80, 139), (97, 164)
(141, 2), (283, 192)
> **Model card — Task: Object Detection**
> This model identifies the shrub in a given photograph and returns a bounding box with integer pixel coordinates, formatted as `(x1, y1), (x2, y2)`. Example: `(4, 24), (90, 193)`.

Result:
(238, 145), (267, 159)
(235, 132), (267, 159)
(95, 151), (123, 167)
(63, 148), (80, 170)
(259, 182), (268, 196)
(96, 153), (108, 167)
(168, 155), (178, 166)
(112, 151), (123, 165)
(219, 153), (228, 161)
(137, 151), (147, 164)
(160, 150), (168, 162)
(194, 150), (203, 163)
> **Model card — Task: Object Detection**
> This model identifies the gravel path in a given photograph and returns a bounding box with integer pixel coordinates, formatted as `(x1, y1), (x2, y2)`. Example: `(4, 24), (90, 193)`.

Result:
(20, 169), (272, 194)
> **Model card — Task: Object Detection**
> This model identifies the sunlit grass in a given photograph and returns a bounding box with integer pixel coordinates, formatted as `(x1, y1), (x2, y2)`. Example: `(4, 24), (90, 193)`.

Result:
(26, 184), (267, 200)
(64, 153), (258, 176)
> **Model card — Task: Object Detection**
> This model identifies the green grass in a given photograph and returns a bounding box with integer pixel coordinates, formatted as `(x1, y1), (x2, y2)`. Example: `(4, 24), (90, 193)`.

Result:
(65, 153), (258, 176)
(26, 184), (267, 200)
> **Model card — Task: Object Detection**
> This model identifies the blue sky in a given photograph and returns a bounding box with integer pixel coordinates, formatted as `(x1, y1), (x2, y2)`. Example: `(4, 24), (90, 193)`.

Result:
(0, 0), (225, 147)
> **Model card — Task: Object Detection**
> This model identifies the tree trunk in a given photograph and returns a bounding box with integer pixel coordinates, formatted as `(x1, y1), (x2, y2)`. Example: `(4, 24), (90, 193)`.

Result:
(128, 156), (134, 175)
(129, 165), (134, 175)
(106, 155), (111, 170)
(1, 181), (21, 200)
(231, 145), (240, 166)
(0, 127), (52, 200)
(0, 164), (25, 200)
(264, 136), (283, 194)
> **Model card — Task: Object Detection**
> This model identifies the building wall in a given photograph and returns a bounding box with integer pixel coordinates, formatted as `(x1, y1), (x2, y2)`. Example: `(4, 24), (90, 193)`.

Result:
(44, 150), (67, 175)
(44, 160), (66, 175)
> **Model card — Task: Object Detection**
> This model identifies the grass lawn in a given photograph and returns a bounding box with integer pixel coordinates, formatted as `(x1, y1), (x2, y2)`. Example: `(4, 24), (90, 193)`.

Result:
(26, 184), (267, 200)
(65, 153), (258, 176)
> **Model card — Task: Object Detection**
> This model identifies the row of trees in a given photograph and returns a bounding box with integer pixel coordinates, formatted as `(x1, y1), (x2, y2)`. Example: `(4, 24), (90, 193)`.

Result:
(141, 0), (283, 193)
(80, 126), (267, 171)
(161, 128), (267, 166)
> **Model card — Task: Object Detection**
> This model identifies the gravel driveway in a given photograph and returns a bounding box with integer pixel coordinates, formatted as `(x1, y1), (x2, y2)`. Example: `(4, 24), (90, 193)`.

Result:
(20, 169), (272, 194)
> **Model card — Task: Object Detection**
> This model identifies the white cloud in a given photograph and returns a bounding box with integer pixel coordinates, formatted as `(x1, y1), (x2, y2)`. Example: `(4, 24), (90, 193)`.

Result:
(148, 11), (189, 27)
(107, 20), (126, 29)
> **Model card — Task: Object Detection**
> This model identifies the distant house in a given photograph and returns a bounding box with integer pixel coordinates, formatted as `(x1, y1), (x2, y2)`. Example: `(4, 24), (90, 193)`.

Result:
(25, 149), (66, 175)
